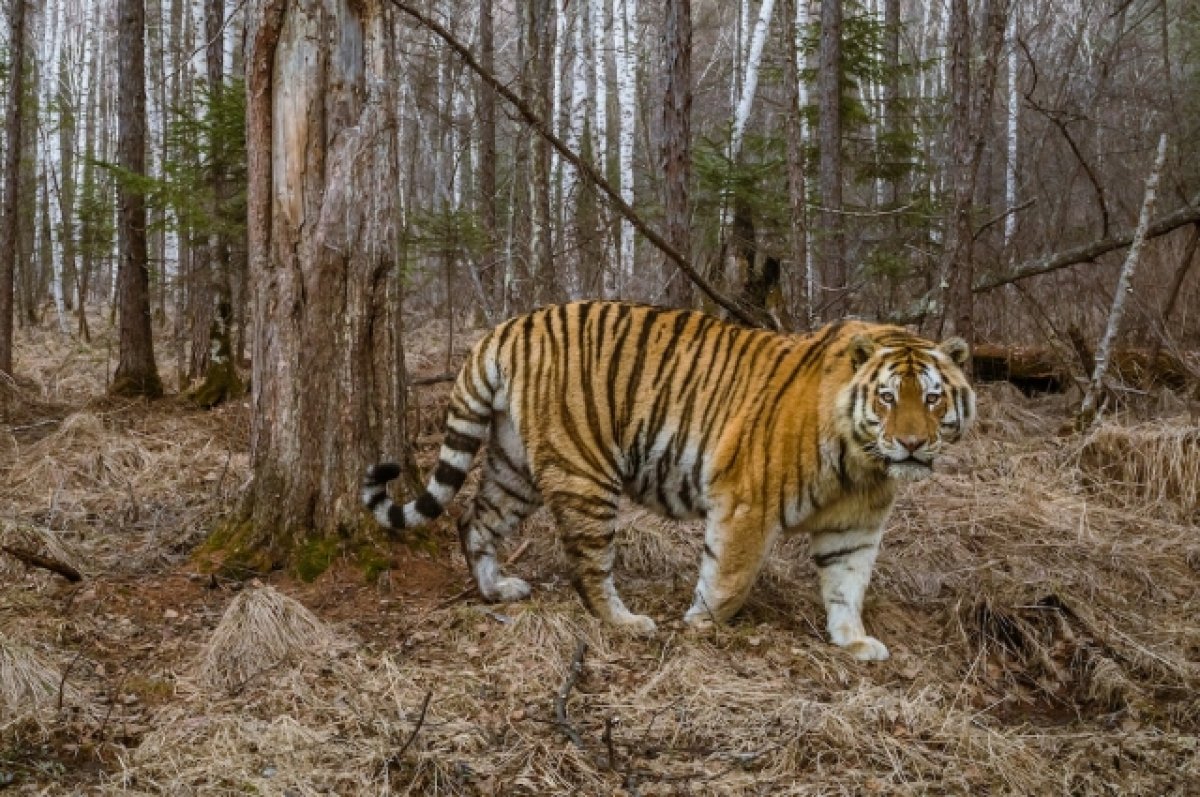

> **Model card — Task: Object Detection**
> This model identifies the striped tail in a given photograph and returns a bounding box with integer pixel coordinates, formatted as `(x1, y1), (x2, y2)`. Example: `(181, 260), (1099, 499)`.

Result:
(362, 354), (494, 531)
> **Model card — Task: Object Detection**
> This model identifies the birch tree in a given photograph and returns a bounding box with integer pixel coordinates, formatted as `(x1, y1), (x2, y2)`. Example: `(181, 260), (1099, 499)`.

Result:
(613, 0), (638, 292)
(1076, 135), (1168, 428)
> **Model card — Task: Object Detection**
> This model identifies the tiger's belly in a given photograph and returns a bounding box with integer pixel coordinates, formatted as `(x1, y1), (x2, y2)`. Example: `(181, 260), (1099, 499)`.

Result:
(621, 452), (709, 520)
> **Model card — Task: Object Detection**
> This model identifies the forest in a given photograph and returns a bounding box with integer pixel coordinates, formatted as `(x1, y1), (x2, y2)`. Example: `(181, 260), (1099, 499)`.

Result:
(1, 0), (1198, 793)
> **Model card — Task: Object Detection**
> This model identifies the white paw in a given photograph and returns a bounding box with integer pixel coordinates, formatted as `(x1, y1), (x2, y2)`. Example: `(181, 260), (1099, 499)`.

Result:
(485, 577), (532, 603)
(614, 613), (658, 636)
(682, 607), (717, 630)
(840, 636), (890, 661)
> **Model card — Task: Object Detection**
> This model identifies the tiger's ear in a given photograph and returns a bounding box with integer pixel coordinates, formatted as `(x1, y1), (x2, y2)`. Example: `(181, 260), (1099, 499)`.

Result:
(938, 336), (970, 368)
(848, 334), (878, 370)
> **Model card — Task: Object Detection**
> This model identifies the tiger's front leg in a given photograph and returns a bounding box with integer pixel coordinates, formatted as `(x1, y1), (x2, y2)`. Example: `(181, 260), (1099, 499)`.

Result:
(811, 525), (889, 661)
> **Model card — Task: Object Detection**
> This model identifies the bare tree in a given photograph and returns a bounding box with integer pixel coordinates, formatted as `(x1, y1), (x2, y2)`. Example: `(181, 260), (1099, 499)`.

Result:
(111, 0), (162, 397)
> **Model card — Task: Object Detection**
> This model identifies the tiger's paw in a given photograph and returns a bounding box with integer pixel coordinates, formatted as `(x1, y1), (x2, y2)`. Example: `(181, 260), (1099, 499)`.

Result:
(613, 613), (658, 636)
(484, 577), (532, 603)
(840, 636), (890, 662)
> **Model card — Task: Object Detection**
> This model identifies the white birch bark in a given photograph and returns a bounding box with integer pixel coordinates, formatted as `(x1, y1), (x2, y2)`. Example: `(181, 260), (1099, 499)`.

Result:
(1004, 1), (1019, 251)
(729, 0), (776, 164)
(590, 0), (607, 173)
(1077, 134), (1168, 426)
(565, 3), (588, 201)
(796, 0), (813, 317)
(613, 0), (638, 292)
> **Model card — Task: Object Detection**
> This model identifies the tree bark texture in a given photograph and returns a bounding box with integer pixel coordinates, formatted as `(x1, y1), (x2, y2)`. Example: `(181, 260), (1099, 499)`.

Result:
(817, 0), (846, 317)
(662, 0), (693, 307)
(213, 0), (415, 575)
(1, 0), (28, 379)
(112, 0), (163, 397)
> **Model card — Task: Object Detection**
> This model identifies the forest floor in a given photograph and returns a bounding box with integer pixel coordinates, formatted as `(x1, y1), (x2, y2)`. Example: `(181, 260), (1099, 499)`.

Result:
(2, 318), (1199, 796)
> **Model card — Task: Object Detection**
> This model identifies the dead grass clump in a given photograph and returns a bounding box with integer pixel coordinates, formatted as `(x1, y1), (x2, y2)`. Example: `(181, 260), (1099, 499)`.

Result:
(1077, 421), (1200, 519)
(0, 636), (78, 731)
(197, 584), (346, 692)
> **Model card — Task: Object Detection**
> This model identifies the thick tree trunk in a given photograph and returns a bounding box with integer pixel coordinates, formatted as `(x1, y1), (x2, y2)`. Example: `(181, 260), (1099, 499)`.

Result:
(111, 0), (163, 397)
(207, 0), (416, 577)
(1, 0), (28, 379)
(662, 0), (693, 307)
(477, 0), (500, 309)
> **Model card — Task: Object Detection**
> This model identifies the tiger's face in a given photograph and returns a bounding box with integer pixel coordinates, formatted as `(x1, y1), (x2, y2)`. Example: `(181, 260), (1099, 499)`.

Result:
(843, 333), (975, 481)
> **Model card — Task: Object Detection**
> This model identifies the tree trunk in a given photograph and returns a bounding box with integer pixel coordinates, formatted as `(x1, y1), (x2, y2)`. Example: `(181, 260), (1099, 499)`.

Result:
(191, 0), (244, 407)
(477, 0), (500, 309)
(939, 0), (1006, 350)
(614, 0), (638, 294)
(1, 0), (29, 378)
(207, 0), (416, 577)
(816, 0), (846, 317)
(662, 0), (693, 307)
(112, 0), (163, 397)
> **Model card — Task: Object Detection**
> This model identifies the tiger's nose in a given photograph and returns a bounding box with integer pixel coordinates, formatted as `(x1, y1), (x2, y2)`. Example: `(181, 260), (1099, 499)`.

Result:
(897, 435), (927, 453)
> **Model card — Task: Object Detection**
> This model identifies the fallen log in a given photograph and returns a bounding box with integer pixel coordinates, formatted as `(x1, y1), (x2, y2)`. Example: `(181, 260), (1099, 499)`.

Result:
(972, 344), (1194, 395)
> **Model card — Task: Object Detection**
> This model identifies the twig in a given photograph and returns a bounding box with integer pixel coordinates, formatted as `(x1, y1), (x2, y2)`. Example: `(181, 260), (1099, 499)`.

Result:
(393, 690), (434, 762)
(554, 638), (588, 748)
(58, 651), (85, 712)
(603, 715), (618, 770)
(1, 544), (82, 582)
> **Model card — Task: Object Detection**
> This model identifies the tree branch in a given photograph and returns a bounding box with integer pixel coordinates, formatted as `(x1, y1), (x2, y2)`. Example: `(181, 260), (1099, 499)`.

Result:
(554, 638), (588, 748)
(384, 0), (762, 327)
(974, 192), (1200, 292)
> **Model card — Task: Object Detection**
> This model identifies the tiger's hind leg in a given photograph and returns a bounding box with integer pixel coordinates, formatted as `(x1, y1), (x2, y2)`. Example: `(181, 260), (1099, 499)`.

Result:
(459, 416), (541, 603)
(545, 476), (657, 635)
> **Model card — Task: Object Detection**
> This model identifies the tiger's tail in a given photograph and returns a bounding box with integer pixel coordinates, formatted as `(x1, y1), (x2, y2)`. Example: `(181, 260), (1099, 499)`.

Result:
(361, 345), (497, 531)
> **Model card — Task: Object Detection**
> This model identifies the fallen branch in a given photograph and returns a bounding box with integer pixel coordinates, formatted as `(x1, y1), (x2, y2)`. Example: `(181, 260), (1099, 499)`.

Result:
(1, 544), (82, 582)
(554, 638), (588, 748)
(384, 0), (761, 328)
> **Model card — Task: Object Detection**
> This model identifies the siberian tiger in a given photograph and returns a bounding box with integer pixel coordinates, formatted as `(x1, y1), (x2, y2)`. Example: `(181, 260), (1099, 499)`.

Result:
(362, 301), (974, 660)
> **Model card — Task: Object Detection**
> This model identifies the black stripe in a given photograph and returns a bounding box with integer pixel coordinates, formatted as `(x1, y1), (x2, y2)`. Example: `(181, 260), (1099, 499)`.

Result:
(365, 490), (388, 510)
(414, 493), (443, 518)
(386, 504), (406, 529)
(433, 461), (468, 491)
(443, 427), (481, 453)
(813, 543), (871, 568)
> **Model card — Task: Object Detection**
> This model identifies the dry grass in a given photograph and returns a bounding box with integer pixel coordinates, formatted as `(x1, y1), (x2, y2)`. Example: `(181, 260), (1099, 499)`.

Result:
(196, 584), (347, 692)
(0, 637), (79, 733)
(2, 325), (1199, 795)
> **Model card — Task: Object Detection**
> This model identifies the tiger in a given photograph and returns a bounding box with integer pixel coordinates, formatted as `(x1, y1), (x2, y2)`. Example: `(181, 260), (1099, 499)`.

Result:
(362, 301), (974, 660)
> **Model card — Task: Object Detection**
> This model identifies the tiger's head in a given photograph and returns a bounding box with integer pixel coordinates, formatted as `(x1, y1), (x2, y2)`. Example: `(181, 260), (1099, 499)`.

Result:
(840, 331), (976, 481)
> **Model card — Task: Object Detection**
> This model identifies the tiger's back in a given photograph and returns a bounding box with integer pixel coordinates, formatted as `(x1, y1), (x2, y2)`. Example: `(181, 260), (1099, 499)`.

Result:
(363, 301), (974, 657)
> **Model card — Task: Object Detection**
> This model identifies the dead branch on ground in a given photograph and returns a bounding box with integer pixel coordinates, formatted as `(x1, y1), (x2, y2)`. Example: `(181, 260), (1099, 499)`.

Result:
(1, 544), (83, 582)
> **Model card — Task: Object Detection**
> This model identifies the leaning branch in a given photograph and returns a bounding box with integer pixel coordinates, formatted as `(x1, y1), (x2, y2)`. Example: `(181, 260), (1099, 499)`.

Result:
(384, 0), (761, 328)
(975, 191), (1200, 293)
(554, 638), (588, 748)
(1076, 134), (1168, 429)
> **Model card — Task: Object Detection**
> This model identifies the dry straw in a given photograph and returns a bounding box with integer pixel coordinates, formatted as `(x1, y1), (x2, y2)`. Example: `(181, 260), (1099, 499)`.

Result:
(197, 584), (346, 692)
